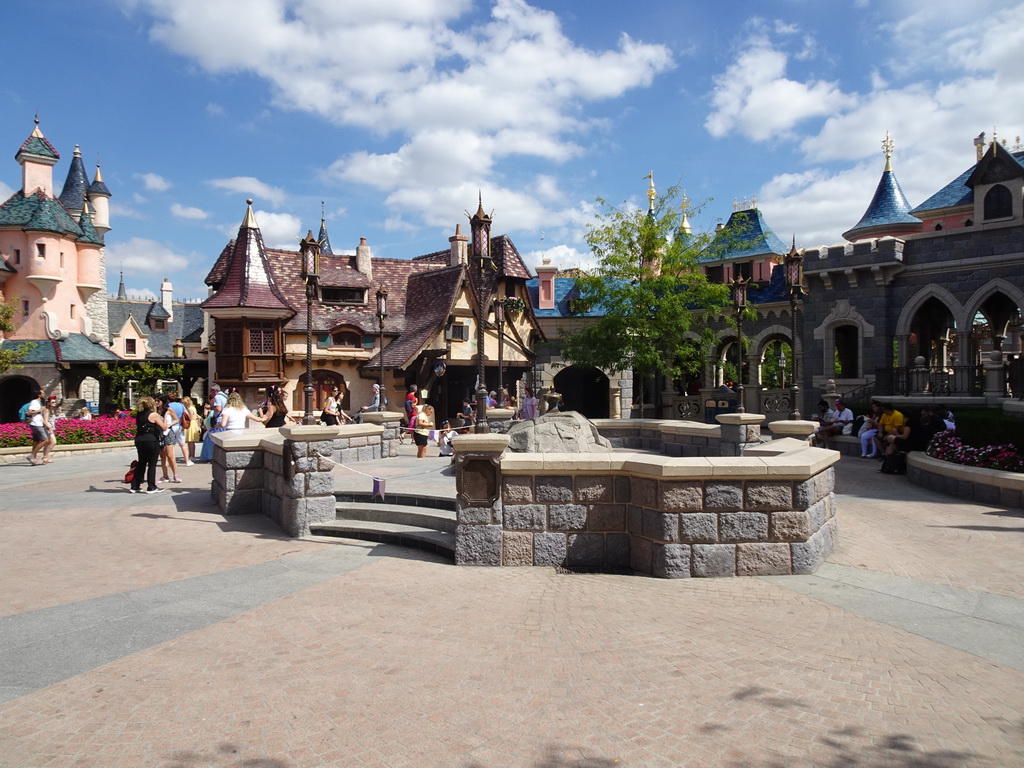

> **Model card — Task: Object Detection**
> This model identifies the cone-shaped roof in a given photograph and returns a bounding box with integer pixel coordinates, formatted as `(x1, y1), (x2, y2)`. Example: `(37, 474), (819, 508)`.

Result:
(843, 168), (921, 241)
(201, 199), (294, 313)
(88, 164), (111, 198)
(59, 145), (90, 213)
(702, 207), (786, 262)
(16, 119), (59, 164)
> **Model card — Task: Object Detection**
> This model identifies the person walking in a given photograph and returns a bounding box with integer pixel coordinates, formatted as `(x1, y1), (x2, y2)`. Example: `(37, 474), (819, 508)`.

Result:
(519, 386), (538, 420)
(321, 386), (341, 425)
(414, 403), (435, 459)
(157, 394), (181, 484)
(26, 389), (51, 465)
(167, 392), (189, 467)
(131, 396), (165, 494)
(181, 396), (201, 462)
(197, 384), (228, 462)
(252, 386), (289, 428)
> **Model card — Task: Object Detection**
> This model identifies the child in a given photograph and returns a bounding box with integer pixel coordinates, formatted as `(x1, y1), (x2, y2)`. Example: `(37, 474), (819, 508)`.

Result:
(437, 419), (457, 457)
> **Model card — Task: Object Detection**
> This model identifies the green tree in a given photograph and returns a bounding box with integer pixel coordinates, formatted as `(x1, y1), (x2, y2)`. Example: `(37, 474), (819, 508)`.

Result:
(99, 361), (185, 410)
(558, 185), (732, 408)
(0, 298), (36, 375)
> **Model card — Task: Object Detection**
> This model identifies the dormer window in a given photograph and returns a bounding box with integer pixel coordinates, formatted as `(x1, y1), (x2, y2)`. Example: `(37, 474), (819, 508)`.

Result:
(983, 184), (1013, 220)
(322, 287), (365, 305)
(151, 319), (167, 332)
(331, 331), (362, 348)
(125, 339), (137, 356)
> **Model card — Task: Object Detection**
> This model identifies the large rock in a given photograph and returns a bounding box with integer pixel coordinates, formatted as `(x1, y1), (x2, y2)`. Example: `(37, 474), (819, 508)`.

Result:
(506, 411), (612, 453)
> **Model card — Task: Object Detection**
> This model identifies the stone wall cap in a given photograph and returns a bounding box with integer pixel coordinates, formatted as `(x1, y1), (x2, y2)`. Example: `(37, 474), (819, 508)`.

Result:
(910, 452), (1024, 490)
(709, 457), (769, 477)
(759, 447), (840, 477)
(622, 456), (714, 478)
(211, 431), (264, 449)
(279, 425), (342, 441)
(452, 434), (511, 453)
(768, 420), (818, 438)
(716, 413), (766, 426)
(358, 411), (402, 425)
(542, 453), (622, 471)
(745, 437), (813, 456)
(486, 407), (515, 417)
(660, 422), (721, 437)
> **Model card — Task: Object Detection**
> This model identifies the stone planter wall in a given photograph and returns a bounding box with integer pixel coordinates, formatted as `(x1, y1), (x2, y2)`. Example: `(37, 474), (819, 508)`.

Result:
(592, 414), (764, 457)
(211, 422), (394, 535)
(908, 453), (1024, 509)
(452, 427), (840, 578)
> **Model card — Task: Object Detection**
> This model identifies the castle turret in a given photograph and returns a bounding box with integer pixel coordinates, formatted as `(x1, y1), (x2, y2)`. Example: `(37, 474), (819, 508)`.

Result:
(317, 202), (333, 255)
(59, 145), (89, 221)
(16, 117), (59, 196)
(843, 132), (922, 242)
(87, 164), (111, 235)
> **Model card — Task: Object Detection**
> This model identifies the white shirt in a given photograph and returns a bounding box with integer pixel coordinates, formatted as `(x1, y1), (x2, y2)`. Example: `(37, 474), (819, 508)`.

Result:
(221, 406), (249, 430)
(28, 399), (44, 428)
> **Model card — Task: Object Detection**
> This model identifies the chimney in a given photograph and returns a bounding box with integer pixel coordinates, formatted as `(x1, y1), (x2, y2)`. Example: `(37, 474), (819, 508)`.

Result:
(355, 237), (373, 282)
(449, 223), (468, 266)
(974, 132), (986, 163)
(536, 256), (557, 310)
(160, 277), (173, 321)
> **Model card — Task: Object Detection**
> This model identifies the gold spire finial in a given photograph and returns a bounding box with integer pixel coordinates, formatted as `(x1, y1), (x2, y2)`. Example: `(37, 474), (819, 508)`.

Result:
(321, 200), (325, 223)
(882, 131), (894, 172)
(645, 171), (656, 210)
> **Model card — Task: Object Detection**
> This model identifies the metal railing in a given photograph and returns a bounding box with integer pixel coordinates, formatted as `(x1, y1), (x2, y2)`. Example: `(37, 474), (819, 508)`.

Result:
(875, 365), (984, 397)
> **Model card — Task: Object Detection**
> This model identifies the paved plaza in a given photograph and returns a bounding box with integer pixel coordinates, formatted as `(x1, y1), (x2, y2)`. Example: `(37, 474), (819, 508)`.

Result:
(1, 444), (1022, 767)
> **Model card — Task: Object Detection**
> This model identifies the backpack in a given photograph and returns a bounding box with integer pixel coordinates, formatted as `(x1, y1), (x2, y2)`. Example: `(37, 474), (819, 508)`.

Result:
(124, 460), (138, 484)
(18, 402), (31, 423)
(879, 452), (907, 475)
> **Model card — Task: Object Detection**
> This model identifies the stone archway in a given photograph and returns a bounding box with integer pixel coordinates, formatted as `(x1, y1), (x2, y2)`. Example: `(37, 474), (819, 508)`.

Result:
(0, 376), (39, 424)
(553, 366), (609, 419)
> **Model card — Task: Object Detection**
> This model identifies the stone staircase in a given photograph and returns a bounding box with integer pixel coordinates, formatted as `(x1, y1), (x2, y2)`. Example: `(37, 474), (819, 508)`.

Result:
(309, 491), (457, 559)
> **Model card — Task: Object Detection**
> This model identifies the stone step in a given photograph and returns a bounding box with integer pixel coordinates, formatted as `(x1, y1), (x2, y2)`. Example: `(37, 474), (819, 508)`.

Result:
(309, 519), (455, 559)
(334, 501), (456, 533)
(333, 491), (457, 512)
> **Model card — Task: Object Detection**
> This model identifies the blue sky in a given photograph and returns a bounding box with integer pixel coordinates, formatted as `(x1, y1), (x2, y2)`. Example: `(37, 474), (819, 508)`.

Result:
(2, 0), (1023, 302)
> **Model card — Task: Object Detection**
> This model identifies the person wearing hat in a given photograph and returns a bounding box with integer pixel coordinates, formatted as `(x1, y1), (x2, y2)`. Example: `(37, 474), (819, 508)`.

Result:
(812, 399), (853, 449)
(360, 383), (386, 413)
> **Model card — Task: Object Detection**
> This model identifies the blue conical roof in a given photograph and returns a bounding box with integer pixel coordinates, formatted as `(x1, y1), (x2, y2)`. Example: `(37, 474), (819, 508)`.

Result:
(843, 169), (921, 241)
(59, 146), (90, 213)
(317, 217), (333, 255)
(702, 208), (786, 263)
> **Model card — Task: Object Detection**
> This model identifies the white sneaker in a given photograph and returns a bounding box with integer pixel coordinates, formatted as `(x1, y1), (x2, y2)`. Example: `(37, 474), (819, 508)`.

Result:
(185, 461), (195, 467)
(146, 488), (165, 494)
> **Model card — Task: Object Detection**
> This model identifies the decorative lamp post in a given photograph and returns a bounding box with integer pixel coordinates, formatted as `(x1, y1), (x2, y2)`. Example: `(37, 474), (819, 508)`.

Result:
(376, 285), (388, 410)
(299, 230), (321, 425)
(730, 275), (748, 414)
(783, 240), (805, 419)
(470, 195), (493, 434)
(779, 350), (786, 390)
(495, 298), (505, 405)
(172, 338), (185, 359)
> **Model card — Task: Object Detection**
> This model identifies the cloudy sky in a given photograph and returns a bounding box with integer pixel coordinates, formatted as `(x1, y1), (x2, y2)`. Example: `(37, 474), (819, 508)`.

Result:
(1, 0), (1022, 300)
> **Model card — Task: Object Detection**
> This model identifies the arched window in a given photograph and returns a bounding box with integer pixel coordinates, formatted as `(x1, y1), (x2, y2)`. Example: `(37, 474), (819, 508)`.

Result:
(332, 330), (362, 348)
(983, 184), (1012, 220)
(833, 325), (859, 378)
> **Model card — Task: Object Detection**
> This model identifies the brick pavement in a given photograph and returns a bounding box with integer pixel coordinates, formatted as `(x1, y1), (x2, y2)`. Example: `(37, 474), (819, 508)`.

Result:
(0, 447), (1023, 767)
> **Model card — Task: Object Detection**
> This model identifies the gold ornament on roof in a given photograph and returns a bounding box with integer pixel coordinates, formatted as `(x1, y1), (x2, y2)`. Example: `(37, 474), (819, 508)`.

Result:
(882, 130), (894, 172)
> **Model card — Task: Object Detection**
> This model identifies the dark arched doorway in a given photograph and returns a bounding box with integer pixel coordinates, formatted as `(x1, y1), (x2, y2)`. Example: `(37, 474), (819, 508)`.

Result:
(0, 376), (39, 423)
(553, 367), (609, 419)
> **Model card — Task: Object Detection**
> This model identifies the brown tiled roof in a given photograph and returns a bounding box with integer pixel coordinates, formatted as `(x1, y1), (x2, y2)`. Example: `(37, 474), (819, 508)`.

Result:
(365, 265), (465, 370)
(492, 235), (533, 279)
(201, 223), (294, 313)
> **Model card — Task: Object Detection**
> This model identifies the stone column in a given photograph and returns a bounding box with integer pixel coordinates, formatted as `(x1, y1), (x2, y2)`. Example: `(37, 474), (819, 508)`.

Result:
(359, 410), (402, 457)
(911, 355), (929, 395)
(278, 425), (338, 537)
(984, 349), (1006, 402)
(484, 407), (516, 433)
(716, 412), (764, 456)
(451, 433), (510, 565)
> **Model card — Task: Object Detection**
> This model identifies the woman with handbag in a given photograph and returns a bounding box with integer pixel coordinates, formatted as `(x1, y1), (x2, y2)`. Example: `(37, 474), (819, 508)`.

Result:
(131, 396), (165, 494)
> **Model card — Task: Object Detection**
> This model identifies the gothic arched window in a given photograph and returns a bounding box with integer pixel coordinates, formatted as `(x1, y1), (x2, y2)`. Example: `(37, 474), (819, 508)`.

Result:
(983, 184), (1012, 220)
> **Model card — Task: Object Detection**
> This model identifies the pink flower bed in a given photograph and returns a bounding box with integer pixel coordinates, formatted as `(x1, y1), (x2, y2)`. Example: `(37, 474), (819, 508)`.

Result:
(925, 430), (1024, 474)
(0, 416), (136, 448)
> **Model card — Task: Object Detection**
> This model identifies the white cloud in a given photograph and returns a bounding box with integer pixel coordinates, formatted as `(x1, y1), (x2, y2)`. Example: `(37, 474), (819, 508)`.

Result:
(524, 244), (596, 272)
(705, 35), (850, 141)
(208, 176), (287, 207)
(170, 203), (209, 220)
(105, 237), (193, 273)
(137, 172), (171, 192)
(0, 180), (14, 200)
(110, 201), (146, 220)
(242, 210), (304, 250)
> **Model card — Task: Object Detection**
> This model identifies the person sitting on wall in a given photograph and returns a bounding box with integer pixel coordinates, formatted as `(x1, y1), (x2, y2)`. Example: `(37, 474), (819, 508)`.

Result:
(872, 403), (906, 459)
(885, 405), (948, 456)
(811, 399), (853, 449)
(809, 399), (836, 447)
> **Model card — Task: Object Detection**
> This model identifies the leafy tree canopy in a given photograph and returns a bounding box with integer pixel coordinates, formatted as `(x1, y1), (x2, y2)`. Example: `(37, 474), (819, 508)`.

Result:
(559, 185), (734, 382)
(99, 360), (184, 410)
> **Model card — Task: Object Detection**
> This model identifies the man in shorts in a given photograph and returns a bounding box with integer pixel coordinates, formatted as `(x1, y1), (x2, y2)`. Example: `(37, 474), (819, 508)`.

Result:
(26, 388), (51, 465)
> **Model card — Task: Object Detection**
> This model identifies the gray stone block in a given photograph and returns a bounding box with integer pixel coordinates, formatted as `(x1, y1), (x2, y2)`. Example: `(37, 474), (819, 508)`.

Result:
(660, 481), (703, 512)
(576, 476), (613, 503)
(643, 508), (678, 542)
(224, 488), (261, 516)
(614, 476), (631, 504)
(736, 543), (792, 576)
(794, 468), (834, 509)
(629, 535), (653, 575)
(606, 533), (630, 568)
(503, 504), (546, 531)
(536, 476), (573, 503)
(455, 524), (503, 565)
(224, 450), (261, 469)
(502, 477), (534, 504)
(806, 498), (826, 532)
(720, 512), (768, 542)
(235, 467), (263, 491)
(567, 533), (605, 567)
(705, 482), (743, 511)
(550, 504), (587, 531)
(457, 504), (494, 524)
(678, 513), (717, 543)
(306, 471), (334, 497)
(626, 505), (644, 534)
(265, 453), (283, 475)
(631, 477), (657, 508)
(533, 532), (567, 566)
(745, 482), (793, 511)
(502, 531), (533, 566)
(652, 543), (691, 578)
(356, 446), (375, 462)
(692, 544), (736, 577)
(587, 504), (625, 532)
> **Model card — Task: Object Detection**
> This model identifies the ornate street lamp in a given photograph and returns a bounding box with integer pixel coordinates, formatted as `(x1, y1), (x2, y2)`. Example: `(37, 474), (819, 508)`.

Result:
(172, 338), (185, 359)
(299, 230), (320, 425)
(784, 241), (806, 419)
(495, 298), (505, 406)
(376, 285), (388, 411)
(730, 275), (748, 414)
(470, 195), (493, 433)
